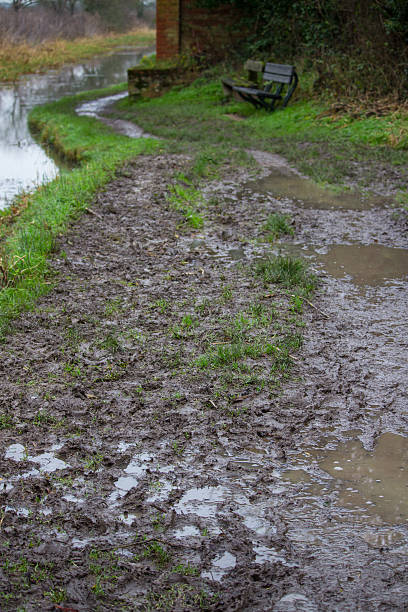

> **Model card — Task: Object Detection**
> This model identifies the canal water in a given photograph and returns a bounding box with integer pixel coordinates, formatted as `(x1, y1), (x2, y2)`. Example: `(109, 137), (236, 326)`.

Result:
(0, 46), (152, 210)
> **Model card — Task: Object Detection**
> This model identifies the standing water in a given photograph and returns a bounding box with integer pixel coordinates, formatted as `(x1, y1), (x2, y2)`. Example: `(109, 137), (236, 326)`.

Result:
(0, 47), (152, 210)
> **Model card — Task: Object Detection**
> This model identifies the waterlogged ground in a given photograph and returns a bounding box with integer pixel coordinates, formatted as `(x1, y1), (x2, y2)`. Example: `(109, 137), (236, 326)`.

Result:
(0, 151), (407, 610)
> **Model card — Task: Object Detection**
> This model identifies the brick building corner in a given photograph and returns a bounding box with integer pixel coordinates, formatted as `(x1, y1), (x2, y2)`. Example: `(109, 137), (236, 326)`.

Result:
(156, 0), (239, 60)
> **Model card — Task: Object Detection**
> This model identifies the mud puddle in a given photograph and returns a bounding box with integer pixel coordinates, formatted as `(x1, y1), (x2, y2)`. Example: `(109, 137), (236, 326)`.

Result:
(316, 244), (408, 285)
(282, 433), (408, 524)
(244, 169), (391, 210)
(276, 242), (408, 287)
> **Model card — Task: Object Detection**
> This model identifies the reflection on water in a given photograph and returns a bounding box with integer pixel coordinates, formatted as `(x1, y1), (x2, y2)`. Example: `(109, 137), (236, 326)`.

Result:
(245, 170), (389, 210)
(0, 47), (151, 209)
(317, 244), (408, 286)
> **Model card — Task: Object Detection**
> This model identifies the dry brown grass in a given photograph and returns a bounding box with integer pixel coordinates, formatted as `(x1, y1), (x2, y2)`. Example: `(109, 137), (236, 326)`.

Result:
(0, 27), (155, 82)
(318, 95), (408, 120)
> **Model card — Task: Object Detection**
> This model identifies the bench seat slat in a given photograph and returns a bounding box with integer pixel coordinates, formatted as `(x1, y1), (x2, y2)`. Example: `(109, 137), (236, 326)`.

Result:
(232, 85), (282, 100)
(244, 59), (264, 72)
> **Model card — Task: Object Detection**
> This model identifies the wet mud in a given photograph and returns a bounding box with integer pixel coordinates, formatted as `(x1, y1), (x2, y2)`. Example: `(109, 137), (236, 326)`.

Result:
(0, 150), (407, 610)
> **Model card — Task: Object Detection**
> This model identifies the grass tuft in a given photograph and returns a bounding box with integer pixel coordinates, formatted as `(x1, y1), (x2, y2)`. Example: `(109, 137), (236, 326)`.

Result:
(253, 255), (316, 295)
(263, 213), (295, 242)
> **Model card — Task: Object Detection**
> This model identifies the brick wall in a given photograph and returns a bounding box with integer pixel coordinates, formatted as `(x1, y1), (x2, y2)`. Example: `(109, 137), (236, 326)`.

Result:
(180, 1), (240, 59)
(156, 0), (239, 60)
(156, 0), (180, 60)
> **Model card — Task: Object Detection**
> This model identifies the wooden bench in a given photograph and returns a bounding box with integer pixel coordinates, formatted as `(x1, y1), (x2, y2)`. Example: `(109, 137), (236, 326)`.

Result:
(221, 59), (264, 97)
(222, 61), (298, 112)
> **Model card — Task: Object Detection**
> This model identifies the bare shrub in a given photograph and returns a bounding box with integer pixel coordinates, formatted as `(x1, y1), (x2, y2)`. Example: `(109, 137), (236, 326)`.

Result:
(0, 6), (107, 44)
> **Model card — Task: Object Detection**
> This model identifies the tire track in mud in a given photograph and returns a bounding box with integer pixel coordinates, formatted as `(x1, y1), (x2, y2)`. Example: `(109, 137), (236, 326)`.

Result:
(0, 152), (407, 610)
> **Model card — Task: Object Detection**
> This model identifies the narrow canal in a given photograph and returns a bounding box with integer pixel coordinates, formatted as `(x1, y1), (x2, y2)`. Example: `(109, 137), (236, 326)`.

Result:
(0, 46), (151, 210)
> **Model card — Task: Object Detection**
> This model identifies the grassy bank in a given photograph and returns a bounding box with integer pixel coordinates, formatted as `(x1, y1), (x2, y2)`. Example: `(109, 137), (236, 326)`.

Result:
(111, 74), (408, 195)
(0, 28), (154, 82)
(0, 84), (158, 337)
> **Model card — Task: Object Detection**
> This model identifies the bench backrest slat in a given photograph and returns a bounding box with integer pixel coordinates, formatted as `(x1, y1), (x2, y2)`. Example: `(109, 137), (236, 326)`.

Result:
(263, 73), (292, 84)
(265, 63), (295, 76)
(263, 62), (295, 84)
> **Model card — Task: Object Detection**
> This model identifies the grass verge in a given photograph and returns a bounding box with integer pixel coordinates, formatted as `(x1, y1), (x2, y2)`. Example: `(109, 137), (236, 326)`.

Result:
(0, 28), (155, 82)
(111, 73), (408, 192)
(0, 84), (159, 338)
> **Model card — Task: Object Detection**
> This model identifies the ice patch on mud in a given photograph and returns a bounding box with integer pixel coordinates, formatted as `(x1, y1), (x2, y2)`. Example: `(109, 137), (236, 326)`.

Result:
(146, 479), (172, 503)
(31, 451), (69, 472)
(113, 476), (140, 498)
(237, 503), (277, 537)
(62, 494), (83, 504)
(4, 505), (30, 517)
(109, 451), (154, 504)
(274, 593), (318, 612)
(254, 544), (289, 566)
(125, 452), (154, 475)
(175, 486), (229, 518)
(202, 551), (236, 582)
(119, 512), (139, 526)
(175, 486), (249, 519)
(4, 443), (70, 473)
(174, 525), (201, 538)
(5, 444), (25, 461)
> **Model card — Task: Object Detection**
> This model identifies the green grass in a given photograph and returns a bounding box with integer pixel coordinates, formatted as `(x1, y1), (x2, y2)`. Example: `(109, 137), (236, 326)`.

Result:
(253, 255), (316, 295)
(146, 584), (216, 611)
(263, 212), (294, 241)
(166, 177), (205, 229)
(113, 73), (408, 189)
(395, 189), (408, 210)
(0, 84), (159, 337)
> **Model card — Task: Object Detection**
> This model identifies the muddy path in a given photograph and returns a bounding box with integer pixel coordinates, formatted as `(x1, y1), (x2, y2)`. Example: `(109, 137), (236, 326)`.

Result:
(0, 150), (407, 611)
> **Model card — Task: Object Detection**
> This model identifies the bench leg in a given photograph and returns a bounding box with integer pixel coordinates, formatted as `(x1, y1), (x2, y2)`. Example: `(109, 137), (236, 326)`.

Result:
(257, 95), (278, 112)
(282, 73), (298, 108)
(236, 90), (264, 110)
